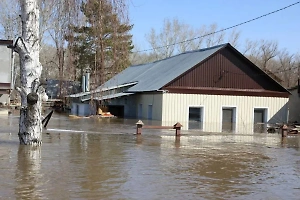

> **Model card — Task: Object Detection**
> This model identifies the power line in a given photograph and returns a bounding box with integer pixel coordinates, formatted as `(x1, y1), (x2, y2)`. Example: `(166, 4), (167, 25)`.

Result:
(133, 1), (300, 53)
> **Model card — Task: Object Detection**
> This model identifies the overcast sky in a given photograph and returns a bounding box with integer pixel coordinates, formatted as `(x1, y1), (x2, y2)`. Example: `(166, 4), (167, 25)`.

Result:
(129, 0), (300, 54)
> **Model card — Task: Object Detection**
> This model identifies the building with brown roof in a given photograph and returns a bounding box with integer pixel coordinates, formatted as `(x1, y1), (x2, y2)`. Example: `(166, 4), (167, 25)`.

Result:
(69, 43), (290, 133)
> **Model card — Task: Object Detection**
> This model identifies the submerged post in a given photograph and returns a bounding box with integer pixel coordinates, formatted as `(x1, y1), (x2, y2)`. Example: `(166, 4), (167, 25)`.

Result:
(281, 124), (288, 137)
(173, 122), (182, 136)
(136, 120), (144, 135)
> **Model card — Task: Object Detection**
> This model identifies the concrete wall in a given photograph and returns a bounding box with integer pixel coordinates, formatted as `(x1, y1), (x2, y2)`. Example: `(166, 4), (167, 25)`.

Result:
(162, 93), (288, 132)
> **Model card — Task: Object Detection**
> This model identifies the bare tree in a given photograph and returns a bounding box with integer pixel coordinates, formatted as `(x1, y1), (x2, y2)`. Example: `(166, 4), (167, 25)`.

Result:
(276, 49), (297, 87)
(259, 40), (278, 70)
(204, 24), (225, 47)
(175, 21), (197, 53)
(130, 50), (157, 65)
(40, 44), (58, 79)
(11, 0), (48, 145)
(146, 18), (180, 59)
(188, 25), (206, 50)
(145, 19), (240, 60)
(227, 28), (241, 48)
(0, 0), (21, 39)
(243, 39), (261, 66)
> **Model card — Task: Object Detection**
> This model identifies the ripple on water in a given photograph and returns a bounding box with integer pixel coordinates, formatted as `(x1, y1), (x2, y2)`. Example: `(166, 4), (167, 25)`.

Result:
(0, 114), (300, 199)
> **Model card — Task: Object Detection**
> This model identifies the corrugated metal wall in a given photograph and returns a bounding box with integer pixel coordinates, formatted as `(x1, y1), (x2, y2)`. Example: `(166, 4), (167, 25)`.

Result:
(136, 93), (163, 121)
(165, 48), (285, 93)
(162, 93), (288, 132)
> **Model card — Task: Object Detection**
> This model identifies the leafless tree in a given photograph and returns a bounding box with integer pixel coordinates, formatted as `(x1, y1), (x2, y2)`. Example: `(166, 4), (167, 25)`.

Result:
(259, 40), (278, 70)
(244, 39), (278, 70)
(0, 0), (21, 39)
(276, 49), (297, 87)
(40, 44), (58, 79)
(12, 0), (48, 145)
(188, 25), (206, 50)
(204, 24), (225, 47)
(145, 19), (241, 60)
(227, 28), (241, 48)
(46, 0), (83, 97)
(146, 18), (181, 59)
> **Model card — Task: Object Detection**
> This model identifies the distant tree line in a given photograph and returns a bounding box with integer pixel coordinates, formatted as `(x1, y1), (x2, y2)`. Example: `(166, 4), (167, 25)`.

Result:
(131, 18), (300, 88)
(0, 3), (299, 96)
(0, 0), (133, 97)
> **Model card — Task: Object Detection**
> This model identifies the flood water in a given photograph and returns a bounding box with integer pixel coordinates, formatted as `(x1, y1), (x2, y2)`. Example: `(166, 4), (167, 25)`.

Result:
(0, 112), (300, 200)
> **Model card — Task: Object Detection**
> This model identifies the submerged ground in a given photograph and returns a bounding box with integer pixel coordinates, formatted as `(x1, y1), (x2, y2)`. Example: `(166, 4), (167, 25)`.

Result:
(0, 112), (299, 199)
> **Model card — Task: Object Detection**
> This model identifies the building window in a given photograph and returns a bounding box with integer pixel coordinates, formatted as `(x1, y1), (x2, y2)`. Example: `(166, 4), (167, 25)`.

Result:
(188, 107), (203, 130)
(222, 107), (236, 132)
(254, 108), (267, 133)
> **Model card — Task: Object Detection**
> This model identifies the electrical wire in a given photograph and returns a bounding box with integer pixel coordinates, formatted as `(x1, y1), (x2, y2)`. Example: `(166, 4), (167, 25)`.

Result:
(133, 1), (300, 53)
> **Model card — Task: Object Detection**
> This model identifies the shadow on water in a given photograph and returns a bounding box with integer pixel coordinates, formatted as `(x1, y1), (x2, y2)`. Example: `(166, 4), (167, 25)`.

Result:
(0, 113), (300, 199)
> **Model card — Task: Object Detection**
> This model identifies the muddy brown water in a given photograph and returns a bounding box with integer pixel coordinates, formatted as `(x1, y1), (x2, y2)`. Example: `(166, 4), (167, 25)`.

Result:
(0, 112), (300, 200)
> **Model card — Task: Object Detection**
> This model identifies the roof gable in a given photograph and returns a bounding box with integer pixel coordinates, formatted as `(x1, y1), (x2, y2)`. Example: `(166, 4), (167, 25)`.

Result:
(164, 46), (287, 92)
(99, 43), (289, 97)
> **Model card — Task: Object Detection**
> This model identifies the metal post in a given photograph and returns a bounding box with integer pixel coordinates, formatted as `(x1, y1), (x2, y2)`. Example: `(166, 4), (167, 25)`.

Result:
(281, 124), (288, 137)
(136, 120), (144, 135)
(173, 122), (182, 136)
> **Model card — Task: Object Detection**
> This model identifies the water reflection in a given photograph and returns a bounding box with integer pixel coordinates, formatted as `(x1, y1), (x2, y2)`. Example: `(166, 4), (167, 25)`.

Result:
(0, 114), (299, 199)
(68, 133), (129, 199)
(15, 146), (44, 200)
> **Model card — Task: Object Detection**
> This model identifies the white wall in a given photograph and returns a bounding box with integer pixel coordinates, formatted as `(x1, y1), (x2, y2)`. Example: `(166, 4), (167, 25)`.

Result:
(162, 93), (288, 133)
(135, 93), (163, 121)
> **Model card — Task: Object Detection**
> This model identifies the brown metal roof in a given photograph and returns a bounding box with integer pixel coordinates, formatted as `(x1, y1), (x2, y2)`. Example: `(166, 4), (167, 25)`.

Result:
(163, 45), (289, 97)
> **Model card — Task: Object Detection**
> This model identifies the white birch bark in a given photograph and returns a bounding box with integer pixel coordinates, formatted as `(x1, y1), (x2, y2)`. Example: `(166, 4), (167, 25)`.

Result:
(13, 0), (48, 145)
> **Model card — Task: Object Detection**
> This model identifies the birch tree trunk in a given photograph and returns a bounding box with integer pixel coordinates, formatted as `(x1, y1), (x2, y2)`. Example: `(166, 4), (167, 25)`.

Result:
(13, 0), (47, 145)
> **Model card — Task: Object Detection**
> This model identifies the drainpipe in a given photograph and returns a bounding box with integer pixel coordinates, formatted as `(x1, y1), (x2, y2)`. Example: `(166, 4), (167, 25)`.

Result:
(85, 68), (90, 92)
(82, 75), (86, 93)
